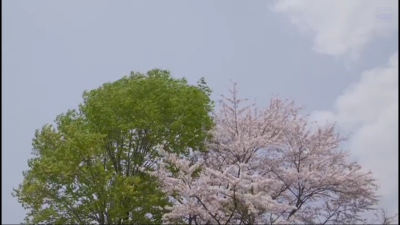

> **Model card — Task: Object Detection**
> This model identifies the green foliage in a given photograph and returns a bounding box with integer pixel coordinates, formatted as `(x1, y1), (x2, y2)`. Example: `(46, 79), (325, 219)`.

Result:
(13, 69), (214, 224)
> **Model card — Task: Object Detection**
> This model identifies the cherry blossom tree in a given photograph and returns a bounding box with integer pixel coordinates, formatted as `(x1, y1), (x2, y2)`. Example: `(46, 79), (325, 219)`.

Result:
(151, 82), (396, 225)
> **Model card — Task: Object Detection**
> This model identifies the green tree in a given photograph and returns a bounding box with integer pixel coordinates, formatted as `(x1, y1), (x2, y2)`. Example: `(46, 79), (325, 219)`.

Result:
(13, 69), (214, 224)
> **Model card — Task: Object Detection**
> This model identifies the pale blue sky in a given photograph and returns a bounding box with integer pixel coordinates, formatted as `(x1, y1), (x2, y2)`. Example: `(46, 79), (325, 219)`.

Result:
(2, 1), (398, 223)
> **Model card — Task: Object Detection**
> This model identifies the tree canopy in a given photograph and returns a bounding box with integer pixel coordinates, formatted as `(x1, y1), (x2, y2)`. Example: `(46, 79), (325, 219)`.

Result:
(13, 69), (214, 224)
(13, 74), (397, 224)
(151, 83), (397, 225)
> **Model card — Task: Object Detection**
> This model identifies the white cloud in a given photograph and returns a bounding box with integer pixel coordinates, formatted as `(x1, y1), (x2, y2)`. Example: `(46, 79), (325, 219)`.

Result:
(271, 0), (398, 60)
(311, 52), (398, 218)
(272, 0), (398, 220)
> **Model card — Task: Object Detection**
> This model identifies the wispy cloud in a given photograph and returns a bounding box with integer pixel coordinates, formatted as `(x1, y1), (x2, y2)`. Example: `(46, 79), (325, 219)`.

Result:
(311, 52), (398, 218)
(271, 0), (398, 60)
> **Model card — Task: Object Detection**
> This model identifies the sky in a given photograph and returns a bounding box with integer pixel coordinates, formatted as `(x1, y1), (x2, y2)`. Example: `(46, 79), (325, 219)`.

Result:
(2, 0), (398, 223)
